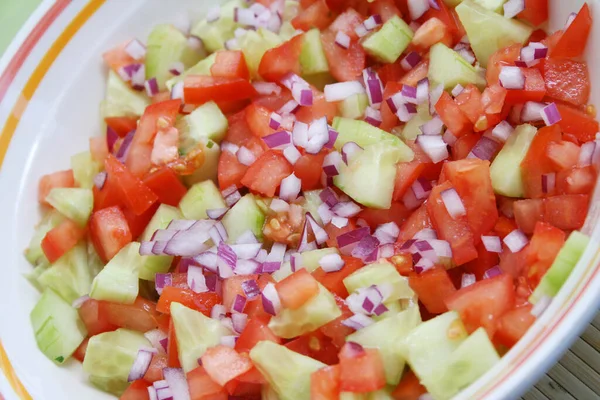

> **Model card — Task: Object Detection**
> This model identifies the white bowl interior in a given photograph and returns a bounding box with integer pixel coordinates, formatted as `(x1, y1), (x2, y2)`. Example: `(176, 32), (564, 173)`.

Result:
(0, 0), (597, 399)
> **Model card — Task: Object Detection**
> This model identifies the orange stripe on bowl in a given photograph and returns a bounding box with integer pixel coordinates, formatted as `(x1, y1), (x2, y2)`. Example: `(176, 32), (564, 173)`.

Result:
(0, 0), (70, 104)
(0, 1), (104, 398)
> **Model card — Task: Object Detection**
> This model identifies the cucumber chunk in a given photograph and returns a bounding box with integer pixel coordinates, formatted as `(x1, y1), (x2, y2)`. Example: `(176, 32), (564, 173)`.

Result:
(45, 188), (93, 227)
(456, 0), (532, 68)
(428, 43), (486, 90)
(100, 70), (149, 119)
(530, 231), (590, 304)
(334, 143), (409, 209)
(300, 29), (329, 76)
(146, 24), (204, 91)
(166, 52), (217, 91)
(89, 242), (143, 304)
(343, 261), (414, 301)
(179, 180), (227, 220)
(190, 0), (246, 53)
(37, 241), (92, 303)
(177, 101), (228, 154)
(303, 189), (324, 224)
(401, 104), (432, 141)
(222, 193), (266, 242)
(268, 283), (342, 338)
(490, 123), (537, 197)
(339, 93), (370, 120)
(272, 248), (340, 281)
(171, 302), (232, 373)
(30, 288), (87, 364)
(347, 307), (421, 385)
(474, 0), (507, 13)
(25, 210), (65, 265)
(183, 140), (221, 186)
(238, 29), (283, 78)
(362, 15), (413, 63)
(332, 117), (412, 153)
(139, 204), (182, 281)
(83, 329), (151, 395)
(71, 151), (102, 189)
(250, 341), (326, 400)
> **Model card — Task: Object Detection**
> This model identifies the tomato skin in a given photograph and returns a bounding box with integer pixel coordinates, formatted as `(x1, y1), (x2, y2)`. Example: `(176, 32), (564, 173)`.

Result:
(241, 151), (293, 197)
(259, 34), (304, 82)
(78, 298), (118, 336)
(520, 125), (561, 199)
(555, 103), (599, 143)
(495, 305), (536, 349)
(122, 203), (158, 240)
(105, 117), (138, 138)
(295, 90), (339, 124)
(243, 275), (276, 321)
(324, 219), (358, 248)
(311, 365), (340, 400)
(235, 317), (280, 354)
(412, 17), (452, 51)
(210, 50), (250, 80)
(218, 149), (249, 190)
(39, 170), (75, 205)
(393, 141), (433, 200)
(454, 84), (483, 124)
(222, 274), (258, 312)
(245, 103), (276, 139)
(276, 269), (320, 309)
(445, 274), (515, 338)
(369, 0), (402, 22)
(119, 379), (150, 400)
(450, 132), (479, 161)
(328, 8), (364, 39)
(435, 91), (472, 137)
(339, 345), (386, 393)
(504, 68), (546, 104)
(167, 319), (181, 368)
(463, 241), (499, 281)
(142, 167), (187, 207)
(73, 338), (89, 363)
(285, 331), (339, 365)
(418, 0), (460, 41)
(400, 59), (429, 87)
(201, 346), (253, 386)
(105, 154), (158, 216)
(543, 59), (590, 107)
(525, 222), (565, 290)
(546, 141), (580, 171)
(184, 76), (257, 105)
(187, 366), (227, 400)
(514, 195), (589, 233)
(100, 297), (162, 332)
(157, 286), (221, 316)
(514, 198), (544, 234)
(312, 256), (364, 298)
(294, 152), (327, 191)
(398, 203), (432, 242)
(408, 267), (457, 314)
(557, 166), (597, 195)
(224, 367), (265, 397)
(321, 30), (366, 82)
(41, 219), (87, 263)
(550, 3), (592, 59)
(143, 353), (167, 383)
(391, 369), (427, 400)
(89, 206), (132, 262)
(518, 0), (548, 26)
(380, 82), (403, 132)
(357, 203), (411, 230)
(292, 0), (335, 31)
(486, 44), (521, 86)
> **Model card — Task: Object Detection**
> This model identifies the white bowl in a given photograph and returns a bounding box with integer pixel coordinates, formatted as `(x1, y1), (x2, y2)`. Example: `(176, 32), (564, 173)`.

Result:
(0, 1), (598, 399)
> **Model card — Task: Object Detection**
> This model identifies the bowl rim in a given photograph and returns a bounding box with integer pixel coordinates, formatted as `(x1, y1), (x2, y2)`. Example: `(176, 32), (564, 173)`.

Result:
(0, 1), (598, 399)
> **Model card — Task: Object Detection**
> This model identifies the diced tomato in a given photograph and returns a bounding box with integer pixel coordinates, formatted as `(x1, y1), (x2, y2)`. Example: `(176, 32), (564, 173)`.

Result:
(400, 59), (429, 87)
(105, 154), (158, 215)
(126, 100), (181, 177)
(369, 0), (402, 21)
(311, 365), (341, 400)
(294, 152), (327, 191)
(210, 50), (250, 80)
(143, 167), (187, 207)
(550, 3), (592, 59)
(339, 345), (386, 393)
(528, 28), (548, 43)
(101, 297), (162, 332)
(243, 275), (276, 321)
(102, 41), (138, 73)
(454, 84), (483, 124)
(393, 144), (431, 200)
(235, 317), (280, 354)
(427, 181), (478, 265)
(201, 346), (253, 386)
(544, 194), (589, 230)
(513, 198), (545, 234)
(391, 369), (427, 400)
(398, 203), (432, 242)
(546, 141), (580, 171)
(167, 319), (180, 368)
(224, 367), (265, 397)
(557, 166), (597, 195)
(38, 170), (75, 205)
(494, 216), (518, 239)
(157, 287), (221, 316)
(105, 117), (138, 138)
(419, 0), (460, 41)
(445, 274), (515, 338)
(78, 299), (118, 336)
(276, 269), (320, 310)
(241, 151), (293, 197)
(442, 159), (498, 240)
(555, 103), (599, 143)
(412, 17), (452, 51)
(312, 256), (364, 298)
(143, 353), (167, 383)
(89, 206), (132, 261)
(525, 221), (565, 290)
(495, 305), (536, 349)
(436, 91), (472, 137)
(520, 125), (561, 199)
(499, 243), (529, 279)
(408, 267), (457, 314)
(73, 338), (89, 363)
(292, 0), (335, 31)
(543, 59), (590, 107)
(321, 30), (366, 83)
(324, 0), (369, 13)
(285, 331), (340, 365)
(504, 68), (546, 105)
(486, 44), (521, 86)
(259, 34), (304, 82)
(222, 274), (258, 312)
(358, 203), (411, 230)
(295, 90), (339, 124)
(41, 219), (87, 263)
(324, 218), (358, 248)
(245, 103), (276, 138)
(450, 132), (479, 161)
(320, 296), (355, 348)
(377, 61), (406, 87)
(463, 241), (499, 281)
(184, 76), (257, 105)
(218, 150), (249, 190)
(187, 367), (227, 400)
(380, 82), (403, 132)
(328, 8), (364, 40)
(518, 0), (548, 26)
(122, 203), (158, 240)
(120, 380), (150, 400)
(90, 137), (109, 163)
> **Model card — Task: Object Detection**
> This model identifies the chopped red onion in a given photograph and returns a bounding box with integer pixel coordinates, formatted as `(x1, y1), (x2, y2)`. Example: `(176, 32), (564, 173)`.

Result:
(144, 330), (168, 353)
(541, 103), (561, 126)
(270, 198), (290, 213)
(420, 116), (444, 136)
(461, 273), (476, 288)
(483, 265), (502, 279)
(235, 7), (258, 26)
(354, 24), (369, 38)
(565, 12), (578, 29)
(408, 0), (430, 20)
(292, 121), (309, 148)
(231, 294), (247, 313)
(292, 83), (313, 106)
(326, 128), (339, 150)
(364, 14), (383, 30)
(521, 101), (546, 122)
(253, 81), (281, 96)
(351, 235), (380, 261)
(306, 117), (330, 154)
(305, 212), (329, 245)
(115, 130), (135, 163)
(441, 188), (466, 219)
(269, 112), (282, 130)
(415, 79), (430, 106)
(542, 172), (556, 194)
(94, 171), (107, 190)
(402, 85), (418, 104)
(317, 203), (334, 225)
(429, 84), (444, 115)
(241, 280), (261, 300)
(261, 283), (281, 315)
(373, 222), (400, 244)
(378, 243), (395, 258)
(413, 229), (437, 240)
(229, 243), (262, 260)
(144, 78), (160, 97)
(187, 36), (205, 56)
(363, 69), (384, 106)
(71, 295), (90, 309)
(481, 236), (502, 253)
(363, 106), (382, 127)
(323, 151), (343, 177)
(332, 201), (362, 218)
(219, 336), (237, 348)
(331, 216), (349, 228)
(217, 243), (237, 278)
(320, 187), (339, 207)
(263, 242), (286, 272)
(187, 265), (208, 293)
(170, 81), (184, 101)
(224, 190), (242, 207)
(342, 314), (375, 330)
(397, 102), (419, 122)
(206, 6), (221, 22)
(283, 145), (301, 165)
(279, 173), (301, 201)
(451, 84), (464, 97)
(403, 187), (422, 210)
(263, 130), (291, 149)
(335, 31), (351, 49)
(220, 317), (234, 332)
(236, 230), (258, 245)
(237, 146), (256, 166)
(221, 141), (240, 155)
(499, 66), (525, 90)
(503, 0), (525, 19)
(125, 39), (146, 61)
(429, 0), (440, 10)
(209, 222), (228, 246)
(503, 229), (529, 253)
(468, 136), (499, 161)
(169, 61), (184, 76)
(206, 208), (228, 220)
(417, 134), (448, 163)
(519, 42), (548, 67)
(337, 226), (370, 250)
(193, 251), (218, 273)
(531, 295), (552, 317)
(131, 64), (146, 90)
(401, 51), (422, 71)
(578, 141), (596, 167)
(414, 256), (435, 273)
(211, 304), (226, 320)
(154, 273), (172, 295)
(128, 349), (154, 382)
(106, 125), (119, 153)
(491, 121), (514, 142)
(163, 368), (190, 400)
(411, 178), (433, 200)
(232, 312), (248, 333)
(342, 141), (364, 164)
(442, 130), (457, 146)
(319, 253), (345, 272)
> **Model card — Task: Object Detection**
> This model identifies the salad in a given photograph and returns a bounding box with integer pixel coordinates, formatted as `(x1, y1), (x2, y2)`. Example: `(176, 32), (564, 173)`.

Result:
(24, 0), (597, 399)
